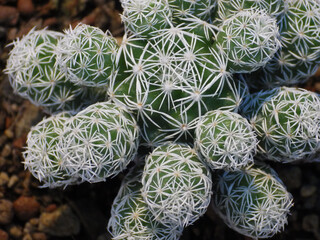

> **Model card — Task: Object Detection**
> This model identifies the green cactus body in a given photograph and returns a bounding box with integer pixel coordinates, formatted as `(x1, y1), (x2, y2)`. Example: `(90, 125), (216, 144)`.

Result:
(23, 113), (76, 188)
(108, 162), (183, 240)
(121, 0), (173, 38)
(168, 0), (217, 23)
(215, 0), (285, 23)
(213, 163), (293, 239)
(241, 87), (320, 162)
(110, 29), (248, 146)
(195, 110), (258, 170)
(61, 101), (140, 183)
(213, 9), (280, 73)
(58, 23), (118, 87)
(5, 28), (83, 111)
(141, 144), (212, 227)
(241, 0), (320, 89)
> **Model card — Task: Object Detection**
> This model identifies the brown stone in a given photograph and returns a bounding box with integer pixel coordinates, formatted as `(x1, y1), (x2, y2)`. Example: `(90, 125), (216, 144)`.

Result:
(0, 229), (8, 240)
(0, 199), (14, 225)
(31, 232), (47, 240)
(13, 196), (40, 221)
(0, 6), (19, 26)
(17, 0), (35, 15)
(39, 205), (80, 237)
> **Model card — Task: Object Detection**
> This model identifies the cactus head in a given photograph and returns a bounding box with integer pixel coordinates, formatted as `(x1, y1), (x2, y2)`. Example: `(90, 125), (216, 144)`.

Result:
(214, 9), (280, 73)
(141, 143), (212, 226)
(23, 113), (77, 188)
(213, 163), (293, 239)
(241, 87), (320, 162)
(195, 110), (258, 171)
(5, 28), (82, 111)
(61, 101), (140, 183)
(58, 23), (118, 87)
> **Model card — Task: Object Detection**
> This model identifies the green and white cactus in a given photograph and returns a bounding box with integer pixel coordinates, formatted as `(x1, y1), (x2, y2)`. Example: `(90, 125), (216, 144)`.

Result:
(23, 112), (76, 188)
(61, 101), (140, 183)
(213, 163), (293, 239)
(241, 87), (320, 162)
(141, 144), (212, 227)
(108, 161), (184, 240)
(5, 28), (83, 113)
(195, 110), (258, 170)
(57, 23), (118, 87)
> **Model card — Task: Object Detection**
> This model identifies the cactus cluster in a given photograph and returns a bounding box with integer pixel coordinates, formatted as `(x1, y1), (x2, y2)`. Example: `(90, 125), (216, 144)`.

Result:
(5, 0), (320, 238)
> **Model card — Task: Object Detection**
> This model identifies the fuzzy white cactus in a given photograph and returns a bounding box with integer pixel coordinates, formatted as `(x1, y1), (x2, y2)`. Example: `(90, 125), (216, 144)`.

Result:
(195, 110), (258, 170)
(141, 144), (212, 227)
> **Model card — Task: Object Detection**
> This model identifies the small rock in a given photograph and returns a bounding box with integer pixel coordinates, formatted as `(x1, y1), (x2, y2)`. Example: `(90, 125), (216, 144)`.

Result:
(0, 229), (8, 240)
(4, 129), (14, 139)
(301, 185), (317, 198)
(0, 199), (14, 225)
(7, 175), (19, 188)
(302, 214), (319, 233)
(0, 6), (19, 26)
(13, 196), (40, 221)
(9, 225), (23, 239)
(31, 232), (47, 240)
(0, 172), (9, 186)
(22, 233), (32, 240)
(17, 0), (35, 15)
(1, 144), (11, 158)
(39, 205), (80, 237)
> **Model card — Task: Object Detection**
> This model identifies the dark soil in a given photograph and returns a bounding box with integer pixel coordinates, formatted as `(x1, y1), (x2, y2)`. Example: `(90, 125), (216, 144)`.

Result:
(0, 1), (320, 240)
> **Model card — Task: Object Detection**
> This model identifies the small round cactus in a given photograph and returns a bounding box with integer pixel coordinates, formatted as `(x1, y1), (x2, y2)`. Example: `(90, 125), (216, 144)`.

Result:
(61, 101), (140, 183)
(5, 28), (83, 112)
(213, 163), (293, 239)
(121, 0), (173, 38)
(141, 144), (212, 227)
(213, 9), (281, 73)
(23, 112), (77, 188)
(108, 161), (183, 240)
(195, 110), (258, 170)
(241, 87), (320, 162)
(57, 23), (118, 87)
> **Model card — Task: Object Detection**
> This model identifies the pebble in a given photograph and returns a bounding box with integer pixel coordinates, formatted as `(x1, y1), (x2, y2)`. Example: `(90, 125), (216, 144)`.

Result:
(31, 232), (47, 240)
(39, 205), (80, 237)
(24, 218), (38, 234)
(9, 225), (23, 239)
(300, 185), (317, 198)
(22, 233), (32, 240)
(0, 6), (19, 26)
(302, 214), (319, 233)
(0, 199), (14, 225)
(0, 172), (9, 186)
(7, 175), (19, 188)
(0, 229), (8, 240)
(13, 196), (40, 221)
(17, 0), (35, 15)
(1, 144), (11, 158)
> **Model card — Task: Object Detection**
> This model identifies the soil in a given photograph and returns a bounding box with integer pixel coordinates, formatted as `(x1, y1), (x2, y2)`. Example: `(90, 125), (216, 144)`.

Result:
(0, 1), (320, 240)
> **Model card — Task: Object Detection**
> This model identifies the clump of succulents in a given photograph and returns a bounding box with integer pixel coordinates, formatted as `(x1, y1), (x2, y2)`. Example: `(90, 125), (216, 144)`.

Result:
(5, 0), (320, 238)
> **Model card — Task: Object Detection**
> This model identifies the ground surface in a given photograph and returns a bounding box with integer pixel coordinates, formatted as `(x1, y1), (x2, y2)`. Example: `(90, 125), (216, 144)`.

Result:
(0, 1), (320, 240)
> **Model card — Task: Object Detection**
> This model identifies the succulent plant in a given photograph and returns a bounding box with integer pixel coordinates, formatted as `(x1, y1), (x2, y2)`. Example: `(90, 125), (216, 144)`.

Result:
(57, 23), (118, 87)
(213, 163), (293, 239)
(141, 144), (212, 227)
(241, 87), (320, 162)
(213, 9), (281, 73)
(5, 28), (84, 113)
(61, 101), (140, 183)
(23, 112), (76, 188)
(108, 160), (184, 240)
(195, 110), (258, 170)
